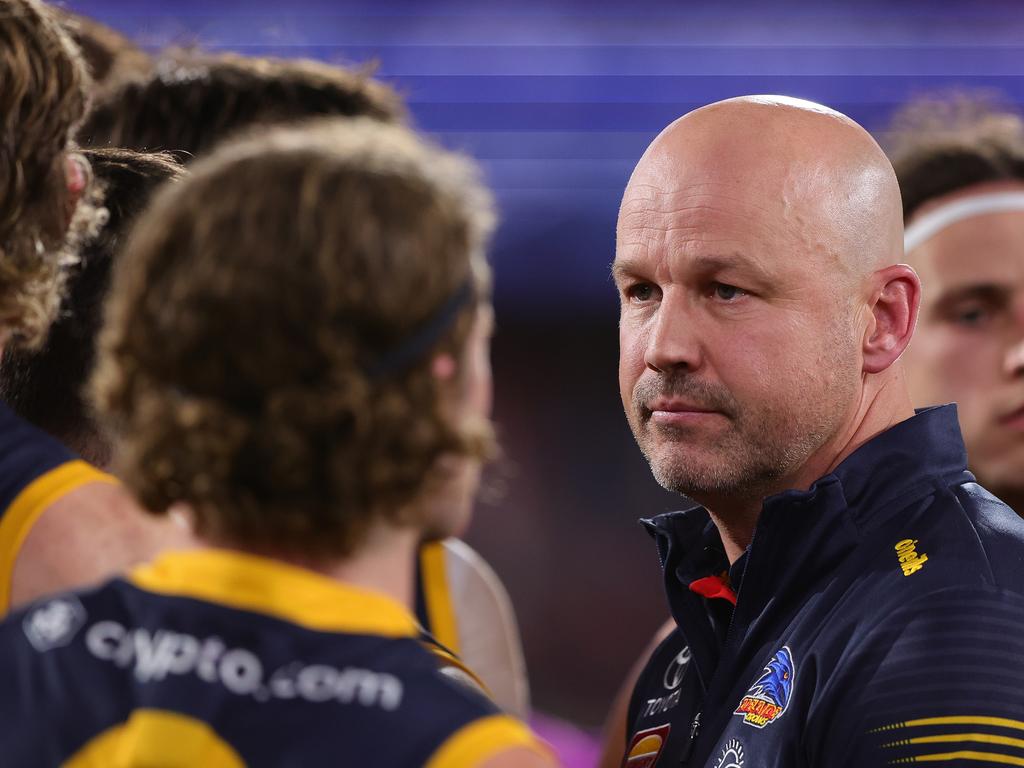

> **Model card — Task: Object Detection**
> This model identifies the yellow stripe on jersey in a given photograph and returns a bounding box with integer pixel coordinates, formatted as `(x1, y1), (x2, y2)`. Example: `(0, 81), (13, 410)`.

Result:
(0, 461), (116, 615)
(424, 714), (549, 768)
(63, 708), (244, 767)
(130, 549), (420, 638)
(421, 540), (460, 653)
(884, 734), (1024, 750)
(874, 716), (1024, 733)
(888, 751), (1024, 765)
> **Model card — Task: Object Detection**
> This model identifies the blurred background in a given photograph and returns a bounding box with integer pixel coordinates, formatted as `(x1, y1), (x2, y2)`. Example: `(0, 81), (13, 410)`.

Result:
(63, 0), (1024, 729)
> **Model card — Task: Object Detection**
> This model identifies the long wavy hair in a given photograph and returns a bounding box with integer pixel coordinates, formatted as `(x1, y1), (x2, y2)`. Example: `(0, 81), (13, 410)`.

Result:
(92, 118), (497, 557)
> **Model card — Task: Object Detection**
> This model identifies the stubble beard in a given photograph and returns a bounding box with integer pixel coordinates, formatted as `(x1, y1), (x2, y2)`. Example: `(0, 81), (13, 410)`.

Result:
(630, 355), (857, 504)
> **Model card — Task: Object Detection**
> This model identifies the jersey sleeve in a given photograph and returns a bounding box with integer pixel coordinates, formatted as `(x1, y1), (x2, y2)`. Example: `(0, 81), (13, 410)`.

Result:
(424, 714), (552, 767)
(808, 585), (1024, 767)
(0, 403), (116, 613)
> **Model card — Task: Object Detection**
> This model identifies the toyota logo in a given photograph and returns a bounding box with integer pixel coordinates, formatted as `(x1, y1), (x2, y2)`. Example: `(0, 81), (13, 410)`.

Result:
(663, 646), (692, 690)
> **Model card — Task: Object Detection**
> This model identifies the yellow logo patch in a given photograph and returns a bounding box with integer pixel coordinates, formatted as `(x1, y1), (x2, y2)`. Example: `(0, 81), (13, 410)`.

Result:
(895, 539), (928, 576)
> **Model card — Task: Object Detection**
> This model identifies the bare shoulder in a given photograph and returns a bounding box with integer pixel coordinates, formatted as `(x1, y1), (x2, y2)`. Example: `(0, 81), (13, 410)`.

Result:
(10, 481), (192, 610)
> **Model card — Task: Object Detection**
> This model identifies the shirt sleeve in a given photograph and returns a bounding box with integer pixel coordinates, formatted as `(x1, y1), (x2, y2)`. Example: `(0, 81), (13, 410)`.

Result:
(809, 585), (1024, 767)
(424, 714), (552, 767)
(0, 401), (76, 513)
(0, 403), (115, 613)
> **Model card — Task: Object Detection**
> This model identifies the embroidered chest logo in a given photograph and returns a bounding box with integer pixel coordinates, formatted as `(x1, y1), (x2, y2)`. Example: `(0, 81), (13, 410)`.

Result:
(734, 646), (796, 728)
(713, 739), (745, 768)
(895, 538), (928, 576)
(624, 723), (670, 768)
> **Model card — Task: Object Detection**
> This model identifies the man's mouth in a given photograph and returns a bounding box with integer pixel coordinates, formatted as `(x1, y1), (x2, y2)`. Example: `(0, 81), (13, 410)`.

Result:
(645, 398), (723, 426)
(998, 403), (1024, 431)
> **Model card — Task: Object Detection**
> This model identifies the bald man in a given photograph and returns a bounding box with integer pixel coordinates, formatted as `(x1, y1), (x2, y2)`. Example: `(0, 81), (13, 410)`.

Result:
(610, 96), (1024, 768)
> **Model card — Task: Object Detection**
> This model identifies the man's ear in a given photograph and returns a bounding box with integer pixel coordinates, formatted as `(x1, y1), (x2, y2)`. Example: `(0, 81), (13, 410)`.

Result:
(863, 264), (921, 374)
(431, 353), (456, 381)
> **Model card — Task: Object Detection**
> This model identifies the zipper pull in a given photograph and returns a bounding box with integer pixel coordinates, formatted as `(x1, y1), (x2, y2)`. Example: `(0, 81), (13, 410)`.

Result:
(677, 711), (702, 765)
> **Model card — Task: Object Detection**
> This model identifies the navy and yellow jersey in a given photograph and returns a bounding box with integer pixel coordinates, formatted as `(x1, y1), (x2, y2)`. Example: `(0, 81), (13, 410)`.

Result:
(0, 402), (115, 615)
(0, 548), (548, 767)
(624, 405), (1024, 767)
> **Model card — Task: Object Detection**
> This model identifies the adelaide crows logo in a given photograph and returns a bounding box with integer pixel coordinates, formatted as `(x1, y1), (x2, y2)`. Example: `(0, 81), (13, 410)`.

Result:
(733, 646), (795, 728)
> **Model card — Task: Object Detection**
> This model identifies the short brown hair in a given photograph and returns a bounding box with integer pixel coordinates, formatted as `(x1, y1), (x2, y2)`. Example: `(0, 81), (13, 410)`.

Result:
(0, 148), (183, 466)
(92, 118), (495, 557)
(78, 51), (405, 162)
(0, 0), (94, 347)
(883, 91), (1024, 220)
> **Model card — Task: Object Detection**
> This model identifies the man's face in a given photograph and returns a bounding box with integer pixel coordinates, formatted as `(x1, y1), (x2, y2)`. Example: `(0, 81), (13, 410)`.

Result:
(903, 184), (1024, 495)
(421, 303), (494, 540)
(614, 166), (863, 502)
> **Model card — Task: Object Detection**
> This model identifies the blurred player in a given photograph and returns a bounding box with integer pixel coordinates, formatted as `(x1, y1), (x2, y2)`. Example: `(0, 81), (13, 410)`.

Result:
(0, 0), (182, 615)
(78, 50), (405, 159)
(53, 7), (151, 90)
(886, 93), (1024, 516)
(78, 47), (530, 716)
(0, 148), (184, 467)
(0, 117), (554, 766)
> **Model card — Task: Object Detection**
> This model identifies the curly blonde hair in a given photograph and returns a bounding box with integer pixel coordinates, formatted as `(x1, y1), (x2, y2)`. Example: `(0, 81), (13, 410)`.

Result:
(92, 118), (496, 557)
(0, 0), (99, 347)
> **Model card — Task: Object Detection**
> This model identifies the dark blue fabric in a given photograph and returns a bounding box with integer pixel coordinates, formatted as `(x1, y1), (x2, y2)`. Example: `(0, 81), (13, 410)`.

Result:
(0, 579), (502, 767)
(0, 401), (75, 516)
(625, 405), (1024, 767)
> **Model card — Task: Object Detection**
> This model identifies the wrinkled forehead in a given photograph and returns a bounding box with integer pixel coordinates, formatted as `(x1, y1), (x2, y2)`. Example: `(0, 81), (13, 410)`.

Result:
(616, 159), (816, 276)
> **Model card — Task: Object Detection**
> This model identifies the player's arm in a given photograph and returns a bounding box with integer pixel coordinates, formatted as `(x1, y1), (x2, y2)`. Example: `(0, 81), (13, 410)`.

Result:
(809, 585), (1024, 767)
(425, 538), (530, 718)
(425, 713), (560, 768)
(0, 402), (190, 613)
(597, 617), (675, 768)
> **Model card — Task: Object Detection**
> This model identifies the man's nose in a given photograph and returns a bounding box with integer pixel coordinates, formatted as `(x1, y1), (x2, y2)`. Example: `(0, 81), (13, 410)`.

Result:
(644, 291), (703, 374)
(1005, 337), (1024, 379)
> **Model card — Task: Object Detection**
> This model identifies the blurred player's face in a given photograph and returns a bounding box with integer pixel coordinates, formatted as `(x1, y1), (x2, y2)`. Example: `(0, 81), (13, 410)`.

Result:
(903, 182), (1024, 497)
(614, 143), (862, 505)
(420, 303), (494, 539)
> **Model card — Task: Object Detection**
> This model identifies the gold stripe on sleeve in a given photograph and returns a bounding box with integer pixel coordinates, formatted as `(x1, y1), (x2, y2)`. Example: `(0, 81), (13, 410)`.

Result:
(0, 461), (116, 614)
(424, 715), (549, 768)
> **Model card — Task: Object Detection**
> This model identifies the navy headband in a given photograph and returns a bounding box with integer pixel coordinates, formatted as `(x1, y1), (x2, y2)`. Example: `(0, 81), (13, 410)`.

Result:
(367, 278), (476, 379)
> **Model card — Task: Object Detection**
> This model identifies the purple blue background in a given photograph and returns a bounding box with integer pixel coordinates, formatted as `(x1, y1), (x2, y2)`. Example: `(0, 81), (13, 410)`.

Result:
(64, 0), (1024, 728)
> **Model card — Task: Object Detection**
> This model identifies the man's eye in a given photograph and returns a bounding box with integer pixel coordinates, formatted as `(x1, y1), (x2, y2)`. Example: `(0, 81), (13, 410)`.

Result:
(712, 282), (746, 301)
(627, 283), (656, 303)
(953, 306), (989, 328)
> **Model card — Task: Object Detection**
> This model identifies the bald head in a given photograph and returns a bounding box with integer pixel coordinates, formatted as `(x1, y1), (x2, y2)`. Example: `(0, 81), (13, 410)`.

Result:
(615, 96), (919, 524)
(622, 96), (904, 279)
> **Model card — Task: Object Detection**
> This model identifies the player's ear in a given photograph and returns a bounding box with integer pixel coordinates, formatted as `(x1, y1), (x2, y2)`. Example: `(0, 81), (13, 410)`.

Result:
(862, 264), (920, 374)
(431, 353), (456, 381)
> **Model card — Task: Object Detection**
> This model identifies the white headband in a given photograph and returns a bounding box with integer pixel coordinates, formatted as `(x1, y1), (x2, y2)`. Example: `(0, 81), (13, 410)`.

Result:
(904, 191), (1024, 252)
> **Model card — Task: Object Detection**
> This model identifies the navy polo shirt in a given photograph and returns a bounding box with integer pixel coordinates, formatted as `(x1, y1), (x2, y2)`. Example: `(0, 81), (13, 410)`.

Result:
(623, 405), (1024, 768)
